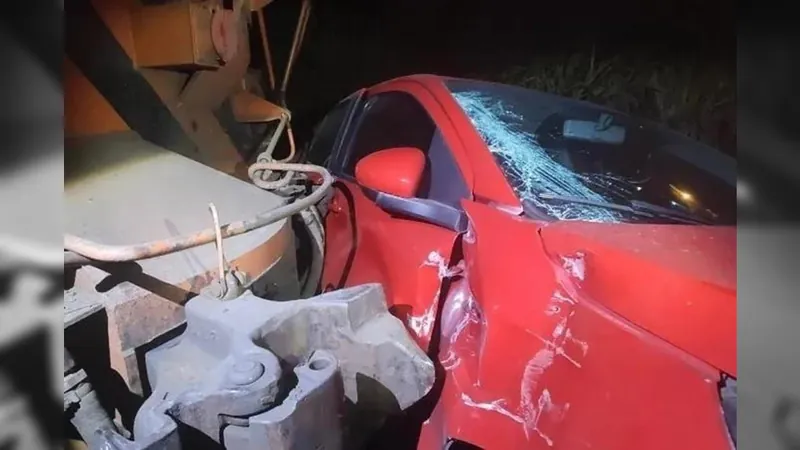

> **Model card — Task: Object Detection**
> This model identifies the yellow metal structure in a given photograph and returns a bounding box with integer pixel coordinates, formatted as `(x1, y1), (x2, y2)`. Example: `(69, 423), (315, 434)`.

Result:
(65, 0), (308, 178)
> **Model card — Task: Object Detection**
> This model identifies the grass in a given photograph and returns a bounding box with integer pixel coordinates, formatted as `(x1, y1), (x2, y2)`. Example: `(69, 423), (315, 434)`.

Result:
(482, 49), (736, 154)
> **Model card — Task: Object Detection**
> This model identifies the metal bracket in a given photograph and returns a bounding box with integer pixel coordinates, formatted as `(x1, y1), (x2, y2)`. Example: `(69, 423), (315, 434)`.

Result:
(129, 283), (434, 449)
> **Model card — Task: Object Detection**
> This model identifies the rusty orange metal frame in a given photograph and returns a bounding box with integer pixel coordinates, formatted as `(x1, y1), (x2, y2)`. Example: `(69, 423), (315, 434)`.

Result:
(65, 0), (311, 176)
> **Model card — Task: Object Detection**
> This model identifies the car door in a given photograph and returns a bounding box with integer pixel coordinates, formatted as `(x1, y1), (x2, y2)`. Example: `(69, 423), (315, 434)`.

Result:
(322, 89), (471, 349)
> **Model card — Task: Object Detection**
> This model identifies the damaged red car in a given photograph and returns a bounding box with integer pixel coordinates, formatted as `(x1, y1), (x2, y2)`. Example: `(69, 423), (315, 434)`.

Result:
(308, 75), (737, 450)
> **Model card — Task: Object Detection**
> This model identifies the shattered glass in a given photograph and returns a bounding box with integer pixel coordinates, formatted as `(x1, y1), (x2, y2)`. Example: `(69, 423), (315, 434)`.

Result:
(451, 90), (622, 223)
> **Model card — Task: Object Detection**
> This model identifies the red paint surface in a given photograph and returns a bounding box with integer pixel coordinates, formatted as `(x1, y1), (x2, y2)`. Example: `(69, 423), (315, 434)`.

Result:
(539, 221), (737, 376)
(322, 179), (459, 350)
(417, 202), (732, 450)
(321, 75), (736, 449)
(355, 147), (426, 198)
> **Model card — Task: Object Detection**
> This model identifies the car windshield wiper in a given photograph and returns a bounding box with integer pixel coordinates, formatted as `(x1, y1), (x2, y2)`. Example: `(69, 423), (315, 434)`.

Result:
(536, 193), (712, 225)
(628, 199), (714, 225)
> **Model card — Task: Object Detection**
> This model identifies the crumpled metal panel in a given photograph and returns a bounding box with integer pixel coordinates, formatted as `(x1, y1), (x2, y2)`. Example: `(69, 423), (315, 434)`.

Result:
(418, 201), (733, 450)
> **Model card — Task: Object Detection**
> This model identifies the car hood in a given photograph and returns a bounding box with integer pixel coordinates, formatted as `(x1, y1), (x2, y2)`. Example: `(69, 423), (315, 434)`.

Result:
(538, 221), (736, 376)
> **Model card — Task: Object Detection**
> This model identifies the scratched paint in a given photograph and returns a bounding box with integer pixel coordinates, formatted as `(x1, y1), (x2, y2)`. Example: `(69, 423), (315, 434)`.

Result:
(461, 393), (526, 425)
(469, 323), (579, 448)
(548, 288), (589, 358)
(519, 285), (587, 446)
(441, 284), (483, 344)
(410, 251), (464, 339)
(409, 302), (437, 339)
(545, 304), (562, 316)
(421, 250), (462, 279)
(440, 349), (461, 371)
(521, 348), (557, 445)
(440, 278), (485, 372)
(566, 329), (590, 357)
(443, 260), (588, 447)
(561, 252), (586, 281)
(552, 290), (576, 305)
(523, 387), (571, 447)
(527, 326), (582, 370)
(457, 284), (585, 446)
(450, 90), (622, 223)
(463, 223), (477, 244)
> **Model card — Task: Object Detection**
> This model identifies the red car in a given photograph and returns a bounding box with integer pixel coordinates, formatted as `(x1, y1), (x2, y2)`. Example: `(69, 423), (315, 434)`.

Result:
(308, 75), (737, 450)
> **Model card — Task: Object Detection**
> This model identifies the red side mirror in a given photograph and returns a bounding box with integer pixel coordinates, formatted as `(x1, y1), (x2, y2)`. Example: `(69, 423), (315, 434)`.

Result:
(355, 147), (425, 198)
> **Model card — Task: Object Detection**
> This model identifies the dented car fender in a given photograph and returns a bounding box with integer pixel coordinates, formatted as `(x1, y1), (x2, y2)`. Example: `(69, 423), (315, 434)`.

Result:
(419, 201), (733, 450)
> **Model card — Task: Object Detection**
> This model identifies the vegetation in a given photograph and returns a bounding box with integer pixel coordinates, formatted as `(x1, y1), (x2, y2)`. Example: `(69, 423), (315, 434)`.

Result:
(482, 49), (736, 154)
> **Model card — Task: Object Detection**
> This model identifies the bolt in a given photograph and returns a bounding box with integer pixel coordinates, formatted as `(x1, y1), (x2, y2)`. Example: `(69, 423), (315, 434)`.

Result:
(228, 359), (265, 386)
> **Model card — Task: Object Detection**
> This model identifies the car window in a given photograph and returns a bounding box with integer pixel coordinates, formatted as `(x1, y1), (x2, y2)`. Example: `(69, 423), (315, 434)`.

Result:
(420, 129), (471, 208)
(344, 92), (435, 174)
(306, 96), (356, 165)
(343, 91), (469, 207)
(344, 92), (469, 207)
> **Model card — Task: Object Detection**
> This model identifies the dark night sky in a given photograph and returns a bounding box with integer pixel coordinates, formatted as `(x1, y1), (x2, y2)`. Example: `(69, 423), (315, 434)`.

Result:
(258, 0), (735, 143)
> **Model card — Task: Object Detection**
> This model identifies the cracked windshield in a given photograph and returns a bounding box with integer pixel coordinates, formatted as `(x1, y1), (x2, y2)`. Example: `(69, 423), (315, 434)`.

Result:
(447, 79), (736, 225)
